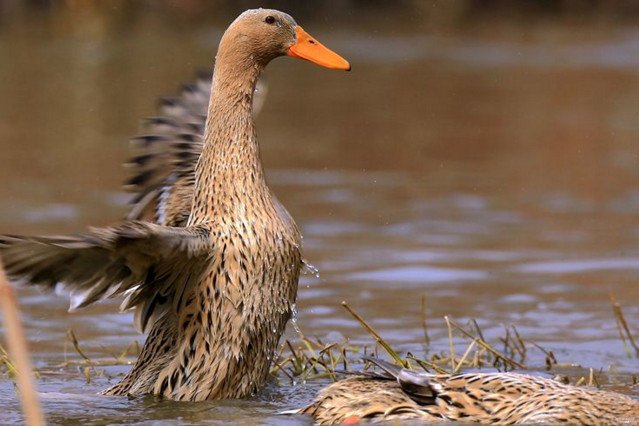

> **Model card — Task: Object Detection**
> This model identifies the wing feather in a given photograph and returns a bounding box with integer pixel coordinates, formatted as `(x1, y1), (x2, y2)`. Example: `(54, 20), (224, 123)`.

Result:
(125, 74), (267, 226)
(0, 221), (211, 332)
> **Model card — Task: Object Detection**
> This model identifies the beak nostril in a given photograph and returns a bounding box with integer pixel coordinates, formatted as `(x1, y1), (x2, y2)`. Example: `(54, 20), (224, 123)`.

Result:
(288, 26), (350, 70)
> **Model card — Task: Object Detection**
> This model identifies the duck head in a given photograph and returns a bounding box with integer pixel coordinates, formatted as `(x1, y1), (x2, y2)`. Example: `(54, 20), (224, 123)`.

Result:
(219, 9), (350, 71)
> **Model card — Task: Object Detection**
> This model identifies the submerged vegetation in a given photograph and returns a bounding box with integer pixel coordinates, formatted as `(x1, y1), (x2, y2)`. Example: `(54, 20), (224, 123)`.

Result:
(2, 297), (637, 391)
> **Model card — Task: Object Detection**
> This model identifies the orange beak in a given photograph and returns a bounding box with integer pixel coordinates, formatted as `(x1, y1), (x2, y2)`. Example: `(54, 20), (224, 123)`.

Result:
(287, 26), (351, 71)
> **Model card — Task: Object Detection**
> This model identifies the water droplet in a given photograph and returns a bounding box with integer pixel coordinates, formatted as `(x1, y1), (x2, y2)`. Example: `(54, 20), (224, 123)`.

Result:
(302, 259), (320, 278)
(290, 303), (301, 334)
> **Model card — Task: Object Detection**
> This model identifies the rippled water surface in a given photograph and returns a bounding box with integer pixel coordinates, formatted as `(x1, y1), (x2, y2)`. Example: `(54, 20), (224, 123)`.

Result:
(1, 3), (639, 424)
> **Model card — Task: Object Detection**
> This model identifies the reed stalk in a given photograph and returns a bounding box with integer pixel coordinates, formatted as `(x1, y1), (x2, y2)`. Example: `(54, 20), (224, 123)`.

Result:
(0, 258), (45, 425)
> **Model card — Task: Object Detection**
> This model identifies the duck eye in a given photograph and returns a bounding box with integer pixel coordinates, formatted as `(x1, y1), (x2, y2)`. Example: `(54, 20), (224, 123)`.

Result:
(265, 16), (275, 25)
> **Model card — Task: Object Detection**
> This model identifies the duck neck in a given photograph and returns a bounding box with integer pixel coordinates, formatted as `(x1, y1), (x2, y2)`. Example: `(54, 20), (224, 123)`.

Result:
(190, 52), (268, 224)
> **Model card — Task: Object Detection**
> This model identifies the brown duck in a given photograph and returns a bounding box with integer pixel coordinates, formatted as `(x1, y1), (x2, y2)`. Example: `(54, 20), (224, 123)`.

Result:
(0, 9), (349, 401)
(299, 357), (639, 425)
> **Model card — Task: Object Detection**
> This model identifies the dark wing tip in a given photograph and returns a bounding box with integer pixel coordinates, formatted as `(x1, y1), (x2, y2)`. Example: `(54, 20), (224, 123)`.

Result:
(362, 356), (403, 379)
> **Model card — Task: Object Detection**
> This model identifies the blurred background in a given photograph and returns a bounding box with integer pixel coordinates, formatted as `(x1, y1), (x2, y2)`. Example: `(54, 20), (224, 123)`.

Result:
(1, 1), (639, 424)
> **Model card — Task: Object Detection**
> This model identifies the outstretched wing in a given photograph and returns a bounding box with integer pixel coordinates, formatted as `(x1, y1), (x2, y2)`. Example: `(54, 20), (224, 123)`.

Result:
(125, 73), (268, 226)
(0, 221), (211, 332)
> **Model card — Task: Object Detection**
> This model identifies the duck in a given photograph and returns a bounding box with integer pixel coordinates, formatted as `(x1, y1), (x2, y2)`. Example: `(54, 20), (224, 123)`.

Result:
(298, 357), (639, 425)
(0, 9), (350, 402)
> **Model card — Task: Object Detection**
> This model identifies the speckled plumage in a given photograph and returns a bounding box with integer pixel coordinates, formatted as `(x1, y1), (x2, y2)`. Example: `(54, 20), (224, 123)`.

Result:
(0, 9), (349, 401)
(124, 72), (268, 228)
(300, 358), (639, 425)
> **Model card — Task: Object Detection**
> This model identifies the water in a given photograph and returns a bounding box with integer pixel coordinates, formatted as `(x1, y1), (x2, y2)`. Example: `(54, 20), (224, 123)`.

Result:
(1, 3), (639, 424)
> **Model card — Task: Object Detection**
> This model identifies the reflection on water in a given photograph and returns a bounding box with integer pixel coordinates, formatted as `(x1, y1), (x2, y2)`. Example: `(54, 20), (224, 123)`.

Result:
(2, 3), (639, 424)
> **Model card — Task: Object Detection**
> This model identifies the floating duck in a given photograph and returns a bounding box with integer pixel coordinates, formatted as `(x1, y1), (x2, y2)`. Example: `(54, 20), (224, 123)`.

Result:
(299, 357), (639, 425)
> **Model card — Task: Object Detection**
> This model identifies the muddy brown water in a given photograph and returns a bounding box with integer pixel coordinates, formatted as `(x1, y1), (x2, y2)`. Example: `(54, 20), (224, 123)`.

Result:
(1, 4), (639, 425)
